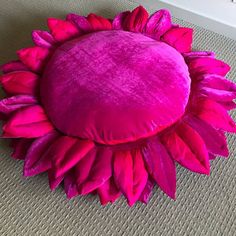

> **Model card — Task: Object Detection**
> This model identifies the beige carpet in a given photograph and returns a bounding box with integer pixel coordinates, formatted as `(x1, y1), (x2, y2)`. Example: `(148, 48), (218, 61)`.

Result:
(0, 1), (235, 235)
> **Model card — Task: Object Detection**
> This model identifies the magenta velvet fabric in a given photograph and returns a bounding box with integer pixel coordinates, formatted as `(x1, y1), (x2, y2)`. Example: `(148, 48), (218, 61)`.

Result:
(41, 30), (191, 144)
(0, 5), (235, 206)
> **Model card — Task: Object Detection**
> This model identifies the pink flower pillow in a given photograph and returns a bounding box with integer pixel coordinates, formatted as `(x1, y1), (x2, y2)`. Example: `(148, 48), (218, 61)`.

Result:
(0, 6), (235, 206)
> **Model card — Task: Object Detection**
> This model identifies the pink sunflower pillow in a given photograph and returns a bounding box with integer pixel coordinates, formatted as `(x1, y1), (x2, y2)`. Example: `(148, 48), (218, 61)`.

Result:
(0, 6), (236, 206)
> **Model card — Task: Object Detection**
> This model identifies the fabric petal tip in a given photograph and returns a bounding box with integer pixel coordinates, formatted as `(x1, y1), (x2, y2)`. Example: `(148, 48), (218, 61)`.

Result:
(127, 198), (137, 207)
(65, 186), (78, 199)
(77, 183), (93, 196)
(0, 71), (39, 96)
(53, 170), (63, 180)
(11, 153), (20, 160)
(65, 192), (75, 200)
(157, 182), (176, 199)
(144, 8), (172, 39)
(49, 183), (57, 191)
(183, 51), (216, 61)
(189, 58), (231, 78)
(10, 139), (33, 160)
(50, 187), (56, 192)
(2, 105), (54, 138)
(11, 152), (25, 160)
(166, 189), (176, 200)
(31, 30), (56, 48)
(78, 177), (108, 195)
(66, 13), (92, 32)
(99, 196), (119, 206)
(0, 60), (29, 74)
(138, 178), (154, 203)
(47, 17), (57, 26)
(17, 46), (51, 73)
(197, 166), (210, 176)
(100, 201), (110, 206)
(0, 95), (38, 115)
(47, 18), (80, 42)
(139, 196), (149, 204)
(87, 13), (112, 31)
(139, 199), (148, 204)
(112, 11), (130, 30)
(159, 8), (171, 14)
(222, 150), (230, 158)
(162, 27), (193, 53)
(225, 120), (236, 133)
(123, 5), (149, 32)
(127, 192), (145, 206)
(23, 168), (35, 177)
(223, 63), (231, 75)
(2, 129), (13, 138)
(183, 163), (210, 175)
(135, 5), (148, 14)
(48, 172), (64, 190)
(23, 156), (51, 176)
(220, 142), (230, 157)
(49, 180), (62, 191)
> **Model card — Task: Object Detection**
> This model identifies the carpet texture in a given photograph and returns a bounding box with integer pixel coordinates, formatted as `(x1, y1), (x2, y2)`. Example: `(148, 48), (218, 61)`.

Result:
(0, 0), (235, 235)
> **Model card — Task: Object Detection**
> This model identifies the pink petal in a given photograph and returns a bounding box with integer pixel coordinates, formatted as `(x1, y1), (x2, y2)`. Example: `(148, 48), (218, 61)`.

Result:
(163, 123), (210, 175)
(176, 123), (211, 173)
(200, 74), (236, 92)
(112, 11), (130, 30)
(78, 147), (112, 195)
(130, 150), (149, 206)
(87, 13), (112, 31)
(200, 87), (236, 102)
(183, 51), (215, 62)
(75, 149), (97, 186)
(97, 177), (121, 205)
(113, 149), (148, 206)
(0, 60), (29, 74)
(209, 153), (216, 160)
(142, 137), (176, 199)
(47, 18), (80, 42)
(32, 30), (56, 48)
(23, 131), (59, 176)
(48, 169), (64, 190)
(185, 115), (229, 157)
(17, 46), (51, 73)
(0, 71), (39, 95)
(123, 6), (149, 32)
(66, 13), (92, 32)
(193, 98), (236, 132)
(64, 169), (79, 199)
(171, 23), (179, 28)
(0, 95), (37, 115)
(145, 9), (172, 39)
(218, 101), (236, 110)
(44, 136), (76, 176)
(3, 105), (54, 138)
(162, 27), (193, 53)
(188, 58), (231, 78)
(11, 138), (34, 160)
(199, 74), (236, 104)
(111, 151), (133, 206)
(52, 138), (94, 178)
(138, 178), (154, 204)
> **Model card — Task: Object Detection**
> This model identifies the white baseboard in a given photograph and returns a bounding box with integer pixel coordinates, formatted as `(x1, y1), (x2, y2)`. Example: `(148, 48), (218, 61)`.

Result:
(129, 0), (236, 40)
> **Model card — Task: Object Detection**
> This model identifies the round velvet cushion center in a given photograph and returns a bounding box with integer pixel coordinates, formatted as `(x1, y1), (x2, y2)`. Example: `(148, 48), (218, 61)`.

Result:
(41, 30), (191, 144)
